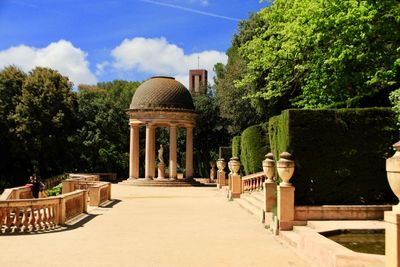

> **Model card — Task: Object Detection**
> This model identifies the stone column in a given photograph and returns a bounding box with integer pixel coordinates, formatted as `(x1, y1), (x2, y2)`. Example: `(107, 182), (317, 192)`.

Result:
(129, 124), (140, 179)
(385, 211), (400, 267)
(169, 125), (177, 180)
(277, 185), (295, 231)
(145, 124), (156, 180)
(185, 126), (194, 179)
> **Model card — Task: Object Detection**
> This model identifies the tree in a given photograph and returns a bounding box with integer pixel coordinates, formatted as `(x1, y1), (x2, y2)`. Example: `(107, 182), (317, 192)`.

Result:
(8, 67), (78, 181)
(237, 0), (400, 109)
(0, 66), (26, 186)
(214, 13), (269, 136)
(74, 80), (140, 177)
(192, 94), (230, 177)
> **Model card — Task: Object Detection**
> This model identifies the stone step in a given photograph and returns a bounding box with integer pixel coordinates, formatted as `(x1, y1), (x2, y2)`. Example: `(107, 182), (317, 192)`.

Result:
(241, 194), (264, 211)
(234, 197), (264, 222)
(118, 178), (212, 187)
(243, 191), (264, 205)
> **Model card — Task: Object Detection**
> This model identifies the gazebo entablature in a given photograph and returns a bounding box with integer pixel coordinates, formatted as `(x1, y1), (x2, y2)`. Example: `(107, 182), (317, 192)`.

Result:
(128, 110), (197, 128)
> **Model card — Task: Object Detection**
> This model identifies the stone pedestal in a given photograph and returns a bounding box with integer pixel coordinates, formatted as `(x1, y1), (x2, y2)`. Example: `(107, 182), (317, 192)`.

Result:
(264, 181), (277, 212)
(277, 185), (295, 231)
(157, 162), (167, 180)
(217, 170), (226, 189)
(385, 211), (400, 267)
(231, 173), (242, 199)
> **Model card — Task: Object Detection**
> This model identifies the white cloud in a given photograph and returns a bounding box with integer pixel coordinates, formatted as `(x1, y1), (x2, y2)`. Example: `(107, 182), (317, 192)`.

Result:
(0, 40), (97, 86)
(96, 61), (110, 76)
(111, 37), (227, 87)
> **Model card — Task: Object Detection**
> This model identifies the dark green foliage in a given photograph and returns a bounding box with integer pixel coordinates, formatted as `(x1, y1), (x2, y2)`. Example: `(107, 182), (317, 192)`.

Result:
(269, 108), (398, 205)
(74, 81), (139, 177)
(219, 146), (232, 162)
(232, 136), (241, 157)
(0, 66), (78, 187)
(193, 94), (230, 177)
(240, 124), (269, 175)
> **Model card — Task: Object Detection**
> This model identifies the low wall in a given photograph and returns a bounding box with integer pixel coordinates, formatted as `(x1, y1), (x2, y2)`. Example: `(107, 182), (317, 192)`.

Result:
(294, 205), (392, 221)
(0, 186), (33, 200)
(0, 190), (87, 233)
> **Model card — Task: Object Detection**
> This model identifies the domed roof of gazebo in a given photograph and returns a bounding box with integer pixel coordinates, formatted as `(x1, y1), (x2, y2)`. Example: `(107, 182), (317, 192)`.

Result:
(130, 76), (195, 111)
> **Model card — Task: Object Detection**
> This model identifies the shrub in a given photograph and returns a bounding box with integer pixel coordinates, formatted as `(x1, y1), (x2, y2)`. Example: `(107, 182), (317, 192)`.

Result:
(240, 124), (269, 175)
(232, 136), (241, 157)
(269, 108), (398, 205)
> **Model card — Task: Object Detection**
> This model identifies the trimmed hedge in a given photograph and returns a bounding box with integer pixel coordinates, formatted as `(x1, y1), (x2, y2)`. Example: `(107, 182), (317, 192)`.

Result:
(240, 124), (269, 175)
(269, 108), (398, 205)
(219, 146), (232, 162)
(232, 136), (241, 157)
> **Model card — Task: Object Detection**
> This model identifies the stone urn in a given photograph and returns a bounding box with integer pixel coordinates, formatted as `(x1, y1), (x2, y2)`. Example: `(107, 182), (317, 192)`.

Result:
(262, 153), (275, 183)
(229, 157), (241, 175)
(217, 158), (226, 171)
(277, 152), (295, 186)
(386, 141), (400, 212)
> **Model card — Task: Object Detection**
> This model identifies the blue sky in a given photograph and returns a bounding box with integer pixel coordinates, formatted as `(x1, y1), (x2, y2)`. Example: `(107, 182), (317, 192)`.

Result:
(0, 0), (267, 87)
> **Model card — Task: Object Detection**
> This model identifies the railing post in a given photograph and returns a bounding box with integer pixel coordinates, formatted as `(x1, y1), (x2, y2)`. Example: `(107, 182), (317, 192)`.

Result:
(230, 157), (242, 199)
(263, 153), (277, 212)
(385, 141), (400, 266)
(83, 190), (88, 212)
(216, 159), (226, 189)
(276, 152), (295, 231)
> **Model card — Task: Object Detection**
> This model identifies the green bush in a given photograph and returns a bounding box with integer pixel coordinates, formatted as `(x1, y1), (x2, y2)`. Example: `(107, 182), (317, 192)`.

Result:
(219, 146), (231, 162)
(232, 136), (241, 157)
(240, 124), (269, 175)
(269, 108), (398, 205)
(45, 183), (62, 196)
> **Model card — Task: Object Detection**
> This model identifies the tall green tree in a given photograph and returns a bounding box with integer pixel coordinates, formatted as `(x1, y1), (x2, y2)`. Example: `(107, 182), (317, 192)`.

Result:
(9, 67), (78, 181)
(74, 80), (140, 177)
(192, 93), (230, 177)
(238, 0), (400, 108)
(214, 13), (270, 136)
(0, 66), (26, 186)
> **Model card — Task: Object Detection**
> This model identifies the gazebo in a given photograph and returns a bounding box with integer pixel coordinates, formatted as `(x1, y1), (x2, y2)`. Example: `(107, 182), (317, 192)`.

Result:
(125, 76), (199, 186)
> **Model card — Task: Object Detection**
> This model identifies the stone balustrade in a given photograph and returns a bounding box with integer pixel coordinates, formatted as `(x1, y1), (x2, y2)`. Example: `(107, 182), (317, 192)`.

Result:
(88, 182), (112, 206)
(0, 190), (87, 233)
(0, 186), (33, 200)
(62, 174), (112, 206)
(242, 172), (265, 192)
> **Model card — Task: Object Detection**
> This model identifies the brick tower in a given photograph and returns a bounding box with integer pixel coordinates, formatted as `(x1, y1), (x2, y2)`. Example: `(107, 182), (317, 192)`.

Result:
(189, 69), (208, 95)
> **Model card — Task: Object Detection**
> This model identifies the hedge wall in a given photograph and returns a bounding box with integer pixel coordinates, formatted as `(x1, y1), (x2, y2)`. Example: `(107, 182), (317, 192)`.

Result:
(268, 108), (398, 205)
(240, 124), (269, 175)
(232, 136), (241, 157)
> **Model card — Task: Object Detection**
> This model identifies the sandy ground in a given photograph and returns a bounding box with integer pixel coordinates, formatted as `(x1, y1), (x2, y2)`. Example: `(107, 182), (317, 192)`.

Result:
(0, 185), (310, 267)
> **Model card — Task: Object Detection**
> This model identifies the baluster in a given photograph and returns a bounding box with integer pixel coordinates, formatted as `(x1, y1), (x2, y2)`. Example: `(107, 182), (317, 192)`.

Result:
(42, 205), (49, 228)
(5, 208), (12, 230)
(30, 206), (36, 230)
(49, 204), (56, 226)
(14, 207), (22, 232)
(22, 207), (29, 231)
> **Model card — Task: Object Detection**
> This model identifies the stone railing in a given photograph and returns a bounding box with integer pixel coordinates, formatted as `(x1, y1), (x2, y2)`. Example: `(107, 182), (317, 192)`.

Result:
(88, 182), (112, 206)
(62, 174), (112, 206)
(0, 186), (33, 200)
(0, 190), (87, 233)
(242, 172), (265, 192)
(68, 173), (100, 182)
